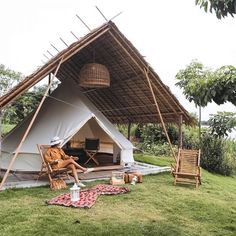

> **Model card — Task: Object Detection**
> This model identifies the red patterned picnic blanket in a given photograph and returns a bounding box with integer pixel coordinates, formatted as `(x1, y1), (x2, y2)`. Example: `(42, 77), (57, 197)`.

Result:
(46, 184), (130, 208)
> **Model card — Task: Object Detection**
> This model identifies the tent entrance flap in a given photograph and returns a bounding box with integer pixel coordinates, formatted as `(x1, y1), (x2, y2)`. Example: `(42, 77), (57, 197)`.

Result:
(65, 117), (120, 164)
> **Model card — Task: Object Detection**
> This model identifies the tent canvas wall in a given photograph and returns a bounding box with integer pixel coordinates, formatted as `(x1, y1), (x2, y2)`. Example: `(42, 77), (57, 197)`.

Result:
(0, 79), (134, 172)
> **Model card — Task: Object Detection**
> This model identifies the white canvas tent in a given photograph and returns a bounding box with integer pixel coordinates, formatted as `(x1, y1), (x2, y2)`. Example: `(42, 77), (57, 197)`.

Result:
(0, 79), (134, 172)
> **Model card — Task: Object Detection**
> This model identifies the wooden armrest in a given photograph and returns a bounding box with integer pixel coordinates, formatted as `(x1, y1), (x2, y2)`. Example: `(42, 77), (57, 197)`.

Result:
(173, 172), (199, 177)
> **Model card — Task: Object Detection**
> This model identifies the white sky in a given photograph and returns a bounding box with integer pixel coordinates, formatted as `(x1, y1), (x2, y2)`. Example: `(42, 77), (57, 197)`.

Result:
(0, 0), (235, 121)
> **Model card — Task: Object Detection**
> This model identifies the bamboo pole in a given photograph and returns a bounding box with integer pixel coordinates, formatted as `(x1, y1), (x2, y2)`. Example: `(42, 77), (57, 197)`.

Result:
(109, 12), (122, 21)
(95, 6), (108, 21)
(0, 58), (64, 191)
(144, 68), (177, 162)
(76, 14), (91, 31)
(70, 31), (79, 40)
(60, 37), (69, 47)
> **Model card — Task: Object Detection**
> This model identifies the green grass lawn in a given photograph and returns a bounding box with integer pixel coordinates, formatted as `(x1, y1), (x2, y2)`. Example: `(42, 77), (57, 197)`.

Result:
(135, 153), (175, 166)
(0, 155), (236, 236)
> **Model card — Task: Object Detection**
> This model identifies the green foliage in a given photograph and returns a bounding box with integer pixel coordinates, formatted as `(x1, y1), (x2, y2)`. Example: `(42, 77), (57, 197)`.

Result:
(135, 124), (200, 156)
(195, 0), (236, 19)
(176, 60), (212, 107)
(2, 81), (59, 125)
(135, 123), (179, 156)
(3, 89), (42, 124)
(212, 65), (236, 106)
(201, 132), (236, 176)
(1, 124), (15, 136)
(208, 112), (236, 138)
(116, 124), (139, 138)
(138, 123), (179, 145)
(182, 125), (200, 149)
(0, 64), (23, 96)
(140, 142), (176, 156)
(0, 64), (61, 125)
(176, 61), (236, 108)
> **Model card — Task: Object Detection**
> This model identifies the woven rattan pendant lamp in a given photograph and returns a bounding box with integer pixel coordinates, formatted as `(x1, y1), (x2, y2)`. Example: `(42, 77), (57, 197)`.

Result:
(79, 63), (110, 88)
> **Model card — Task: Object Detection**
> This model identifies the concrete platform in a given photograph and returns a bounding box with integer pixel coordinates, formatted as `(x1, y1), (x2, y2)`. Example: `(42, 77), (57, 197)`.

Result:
(0, 162), (170, 190)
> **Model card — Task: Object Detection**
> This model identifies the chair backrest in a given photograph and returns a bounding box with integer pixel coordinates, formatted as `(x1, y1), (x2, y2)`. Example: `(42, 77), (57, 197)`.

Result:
(85, 138), (100, 151)
(177, 149), (200, 174)
(37, 144), (53, 172)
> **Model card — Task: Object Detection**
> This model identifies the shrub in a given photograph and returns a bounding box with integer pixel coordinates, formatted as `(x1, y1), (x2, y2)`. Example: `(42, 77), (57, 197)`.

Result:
(139, 142), (177, 156)
(201, 133), (236, 176)
(182, 125), (200, 149)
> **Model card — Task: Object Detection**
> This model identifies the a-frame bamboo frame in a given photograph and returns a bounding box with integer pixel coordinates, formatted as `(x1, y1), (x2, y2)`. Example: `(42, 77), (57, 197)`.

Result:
(144, 68), (177, 163)
(0, 58), (64, 190)
(0, 21), (192, 190)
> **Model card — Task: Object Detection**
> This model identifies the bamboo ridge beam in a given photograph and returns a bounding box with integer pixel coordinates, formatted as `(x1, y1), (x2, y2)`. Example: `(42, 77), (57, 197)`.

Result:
(144, 68), (177, 163)
(0, 58), (64, 191)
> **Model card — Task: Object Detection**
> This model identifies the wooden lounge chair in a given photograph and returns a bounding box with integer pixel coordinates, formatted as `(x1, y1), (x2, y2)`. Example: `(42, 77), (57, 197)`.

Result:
(84, 138), (100, 166)
(37, 144), (71, 185)
(171, 149), (201, 188)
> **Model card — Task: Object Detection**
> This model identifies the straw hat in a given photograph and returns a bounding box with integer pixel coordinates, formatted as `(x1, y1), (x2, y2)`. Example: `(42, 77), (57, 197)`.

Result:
(50, 136), (62, 146)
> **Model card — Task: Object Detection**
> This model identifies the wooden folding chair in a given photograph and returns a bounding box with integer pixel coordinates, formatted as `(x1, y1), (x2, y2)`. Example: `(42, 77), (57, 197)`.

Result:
(37, 144), (71, 185)
(84, 138), (100, 166)
(171, 149), (201, 188)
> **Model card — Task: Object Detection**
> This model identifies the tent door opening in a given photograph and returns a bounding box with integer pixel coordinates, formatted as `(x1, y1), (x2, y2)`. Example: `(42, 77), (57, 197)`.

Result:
(63, 117), (120, 166)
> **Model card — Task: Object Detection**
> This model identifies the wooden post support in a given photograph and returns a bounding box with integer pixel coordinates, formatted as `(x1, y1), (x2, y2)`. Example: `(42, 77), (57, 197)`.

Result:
(198, 106), (202, 144)
(48, 73), (51, 95)
(0, 58), (64, 191)
(178, 115), (183, 149)
(127, 121), (131, 141)
(144, 68), (177, 163)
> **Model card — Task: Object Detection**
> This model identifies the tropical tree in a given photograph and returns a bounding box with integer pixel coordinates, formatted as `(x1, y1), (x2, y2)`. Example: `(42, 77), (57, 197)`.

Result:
(208, 112), (236, 138)
(176, 60), (236, 108)
(176, 61), (236, 175)
(0, 64), (60, 126)
(0, 64), (23, 96)
(175, 60), (236, 141)
(175, 60), (211, 107)
(211, 65), (236, 106)
(3, 87), (43, 124)
(175, 60), (211, 138)
(195, 0), (236, 19)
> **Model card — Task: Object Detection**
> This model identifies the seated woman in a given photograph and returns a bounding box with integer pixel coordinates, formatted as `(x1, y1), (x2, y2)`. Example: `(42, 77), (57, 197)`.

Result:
(45, 136), (94, 187)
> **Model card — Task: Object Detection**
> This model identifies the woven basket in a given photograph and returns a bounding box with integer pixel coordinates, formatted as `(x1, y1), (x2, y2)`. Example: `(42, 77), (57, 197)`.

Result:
(79, 63), (110, 88)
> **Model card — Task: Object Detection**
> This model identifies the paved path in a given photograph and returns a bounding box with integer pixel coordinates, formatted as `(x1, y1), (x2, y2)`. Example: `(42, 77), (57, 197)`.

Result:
(1, 162), (171, 190)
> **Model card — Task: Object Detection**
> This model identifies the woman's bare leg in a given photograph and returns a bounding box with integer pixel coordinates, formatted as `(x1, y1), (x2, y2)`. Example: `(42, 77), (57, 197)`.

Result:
(58, 159), (87, 172)
(67, 164), (80, 184)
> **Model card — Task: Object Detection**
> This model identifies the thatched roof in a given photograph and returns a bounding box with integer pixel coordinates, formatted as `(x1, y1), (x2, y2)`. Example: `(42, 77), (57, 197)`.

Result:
(0, 21), (193, 125)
